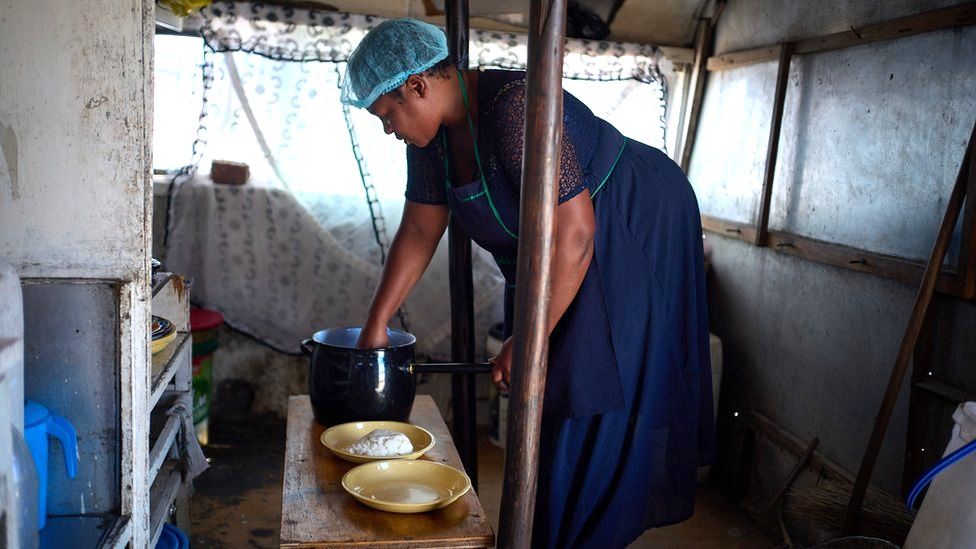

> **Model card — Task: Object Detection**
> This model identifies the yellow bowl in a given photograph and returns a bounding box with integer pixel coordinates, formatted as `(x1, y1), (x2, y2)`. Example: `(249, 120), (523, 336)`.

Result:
(320, 421), (435, 464)
(342, 460), (471, 513)
(151, 329), (177, 355)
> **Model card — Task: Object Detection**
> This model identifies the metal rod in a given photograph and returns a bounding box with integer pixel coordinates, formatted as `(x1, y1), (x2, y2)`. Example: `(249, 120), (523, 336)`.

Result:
(843, 120), (975, 533)
(410, 362), (492, 374)
(497, 0), (568, 546)
(445, 0), (479, 491)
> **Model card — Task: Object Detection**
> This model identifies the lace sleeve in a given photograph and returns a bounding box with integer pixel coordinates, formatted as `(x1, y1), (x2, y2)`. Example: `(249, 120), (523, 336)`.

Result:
(486, 80), (588, 204)
(405, 141), (448, 205)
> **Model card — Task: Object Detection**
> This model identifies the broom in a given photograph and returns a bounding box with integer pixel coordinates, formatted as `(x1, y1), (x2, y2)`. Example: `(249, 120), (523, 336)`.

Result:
(786, 479), (914, 545)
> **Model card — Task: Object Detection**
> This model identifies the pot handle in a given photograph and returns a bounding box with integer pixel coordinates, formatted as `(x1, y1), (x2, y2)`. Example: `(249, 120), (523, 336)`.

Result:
(408, 362), (493, 375)
(300, 339), (315, 357)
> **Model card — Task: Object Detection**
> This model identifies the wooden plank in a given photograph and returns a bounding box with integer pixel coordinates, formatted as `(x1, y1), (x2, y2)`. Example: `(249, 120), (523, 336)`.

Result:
(755, 42), (793, 246)
(151, 272), (175, 297)
(149, 333), (192, 409)
(761, 436), (819, 514)
(498, 0), (568, 546)
(709, 0), (727, 30)
(148, 413), (181, 485)
(707, 2), (976, 71)
(960, 137), (976, 299)
(149, 462), (182, 549)
(747, 412), (855, 485)
(915, 379), (976, 403)
(902, 306), (935, 496)
(844, 129), (970, 533)
(279, 396), (494, 548)
(765, 230), (963, 295)
(679, 18), (714, 173)
(707, 46), (780, 71)
(104, 516), (132, 549)
(119, 280), (153, 549)
(152, 274), (191, 332)
(701, 213), (757, 243)
(701, 214), (965, 297)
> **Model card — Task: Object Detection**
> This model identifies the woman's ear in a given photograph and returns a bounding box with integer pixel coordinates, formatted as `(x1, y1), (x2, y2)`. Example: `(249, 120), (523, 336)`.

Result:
(404, 74), (429, 100)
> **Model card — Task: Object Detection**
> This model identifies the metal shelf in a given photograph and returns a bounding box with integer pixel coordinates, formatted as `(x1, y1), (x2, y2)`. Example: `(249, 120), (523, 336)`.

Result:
(150, 333), (191, 409)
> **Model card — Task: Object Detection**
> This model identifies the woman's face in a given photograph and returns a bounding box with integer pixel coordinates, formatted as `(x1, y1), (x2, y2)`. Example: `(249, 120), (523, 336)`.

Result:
(367, 75), (442, 148)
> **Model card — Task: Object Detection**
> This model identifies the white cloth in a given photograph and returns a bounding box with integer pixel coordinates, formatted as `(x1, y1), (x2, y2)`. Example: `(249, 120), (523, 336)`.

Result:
(166, 402), (209, 494)
(163, 176), (504, 358)
(905, 402), (976, 549)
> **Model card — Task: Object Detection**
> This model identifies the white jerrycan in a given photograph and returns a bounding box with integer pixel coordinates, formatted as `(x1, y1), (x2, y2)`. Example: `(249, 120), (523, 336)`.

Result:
(904, 402), (976, 548)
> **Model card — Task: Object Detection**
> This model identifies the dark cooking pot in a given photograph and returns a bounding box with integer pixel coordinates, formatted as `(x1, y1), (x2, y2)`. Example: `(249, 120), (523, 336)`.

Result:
(301, 327), (492, 425)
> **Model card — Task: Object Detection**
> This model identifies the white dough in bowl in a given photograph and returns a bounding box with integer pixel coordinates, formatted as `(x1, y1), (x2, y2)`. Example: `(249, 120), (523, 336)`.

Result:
(346, 429), (414, 457)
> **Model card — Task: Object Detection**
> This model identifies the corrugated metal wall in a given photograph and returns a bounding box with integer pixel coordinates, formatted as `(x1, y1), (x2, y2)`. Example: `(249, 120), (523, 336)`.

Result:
(689, 0), (976, 494)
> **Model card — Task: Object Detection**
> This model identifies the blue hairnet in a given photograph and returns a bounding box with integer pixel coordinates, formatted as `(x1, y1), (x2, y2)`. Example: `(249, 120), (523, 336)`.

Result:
(341, 19), (449, 109)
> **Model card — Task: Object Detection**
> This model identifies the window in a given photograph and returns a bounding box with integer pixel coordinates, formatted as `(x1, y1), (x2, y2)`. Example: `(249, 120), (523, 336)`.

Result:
(153, 34), (205, 173)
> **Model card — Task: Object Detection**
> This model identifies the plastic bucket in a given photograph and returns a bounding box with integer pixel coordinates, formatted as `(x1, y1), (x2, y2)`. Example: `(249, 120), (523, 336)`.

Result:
(190, 308), (224, 446)
(155, 523), (190, 549)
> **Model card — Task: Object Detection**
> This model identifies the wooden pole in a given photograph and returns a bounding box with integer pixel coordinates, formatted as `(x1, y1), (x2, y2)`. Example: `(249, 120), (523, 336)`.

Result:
(901, 306), (935, 496)
(497, 0), (568, 546)
(445, 0), (480, 490)
(678, 18), (713, 173)
(843, 120), (975, 533)
(754, 42), (793, 246)
(960, 128), (976, 299)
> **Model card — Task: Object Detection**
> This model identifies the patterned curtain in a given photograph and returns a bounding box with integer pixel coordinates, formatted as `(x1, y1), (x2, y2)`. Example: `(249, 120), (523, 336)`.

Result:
(162, 1), (667, 358)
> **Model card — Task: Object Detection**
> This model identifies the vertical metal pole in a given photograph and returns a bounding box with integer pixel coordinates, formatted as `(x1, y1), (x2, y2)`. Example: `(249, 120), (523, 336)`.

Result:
(497, 0), (568, 547)
(445, 0), (479, 490)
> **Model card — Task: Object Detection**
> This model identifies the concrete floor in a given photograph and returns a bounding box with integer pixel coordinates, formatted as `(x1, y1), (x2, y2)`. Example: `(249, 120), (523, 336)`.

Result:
(190, 411), (773, 548)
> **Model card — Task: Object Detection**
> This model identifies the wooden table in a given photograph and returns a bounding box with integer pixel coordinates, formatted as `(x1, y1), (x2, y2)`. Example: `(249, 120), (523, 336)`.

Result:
(280, 396), (495, 548)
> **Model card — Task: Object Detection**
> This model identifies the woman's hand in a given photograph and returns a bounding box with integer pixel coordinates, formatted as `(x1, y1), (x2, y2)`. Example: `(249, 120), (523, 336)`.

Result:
(490, 336), (514, 392)
(356, 323), (390, 349)
(356, 201), (448, 349)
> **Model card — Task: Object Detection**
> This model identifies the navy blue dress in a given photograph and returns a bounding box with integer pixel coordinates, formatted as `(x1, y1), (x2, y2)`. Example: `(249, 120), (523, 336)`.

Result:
(405, 70), (714, 548)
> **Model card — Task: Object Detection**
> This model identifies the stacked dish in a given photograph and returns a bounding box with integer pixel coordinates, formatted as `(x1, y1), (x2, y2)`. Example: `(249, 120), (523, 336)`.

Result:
(151, 316), (177, 355)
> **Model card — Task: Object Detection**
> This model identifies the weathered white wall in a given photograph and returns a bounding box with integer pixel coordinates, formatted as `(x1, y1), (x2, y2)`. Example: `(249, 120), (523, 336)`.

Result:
(689, 0), (976, 496)
(0, 1), (152, 280)
(695, 23), (976, 260)
(714, 0), (963, 54)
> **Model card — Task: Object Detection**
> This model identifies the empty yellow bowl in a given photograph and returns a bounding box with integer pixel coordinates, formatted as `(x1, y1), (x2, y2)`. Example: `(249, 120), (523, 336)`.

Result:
(342, 460), (471, 513)
(320, 421), (435, 464)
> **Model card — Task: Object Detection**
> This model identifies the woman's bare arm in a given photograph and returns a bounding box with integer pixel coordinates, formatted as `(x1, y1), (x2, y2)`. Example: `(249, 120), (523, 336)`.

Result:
(358, 201), (450, 348)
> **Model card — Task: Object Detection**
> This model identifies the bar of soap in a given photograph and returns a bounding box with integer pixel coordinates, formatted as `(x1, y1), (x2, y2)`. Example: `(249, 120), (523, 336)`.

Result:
(346, 429), (414, 457)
